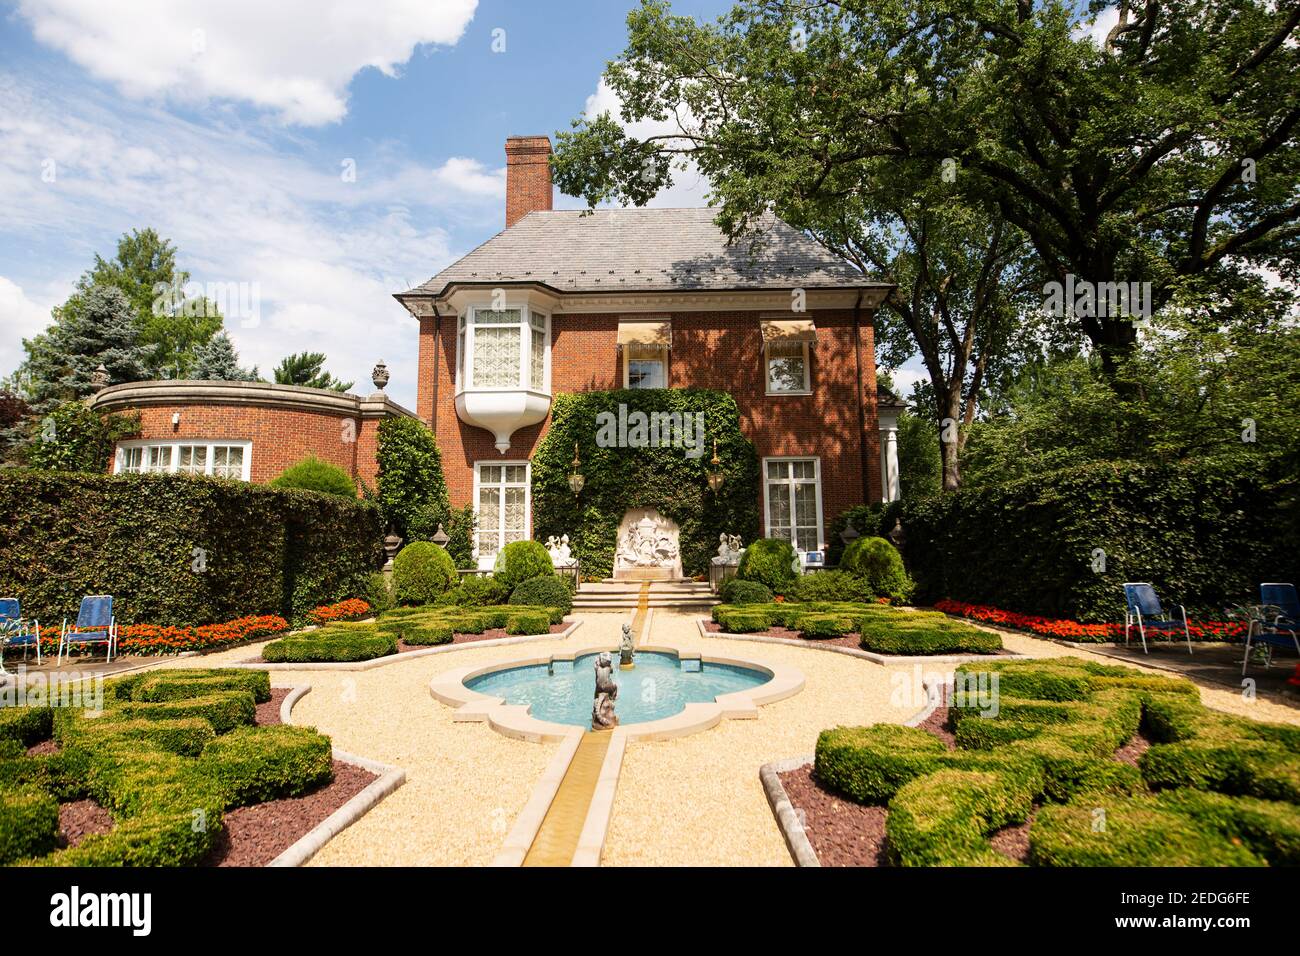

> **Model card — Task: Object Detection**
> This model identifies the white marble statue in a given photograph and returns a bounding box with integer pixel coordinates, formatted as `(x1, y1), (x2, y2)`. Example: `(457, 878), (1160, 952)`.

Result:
(546, 533), (576, 567)
(712, 533), (744, 565)
(617, 514), (679, 569)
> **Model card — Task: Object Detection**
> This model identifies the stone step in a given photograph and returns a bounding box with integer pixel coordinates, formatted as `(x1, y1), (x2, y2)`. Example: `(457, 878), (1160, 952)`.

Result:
(572, 596), (718, 609)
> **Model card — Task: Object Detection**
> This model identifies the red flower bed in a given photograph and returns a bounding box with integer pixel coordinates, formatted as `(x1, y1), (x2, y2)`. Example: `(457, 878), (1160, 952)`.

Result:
(307, 599), (371, 625)
(40, 614), (290, 656)
(934, 599), (1248, 644)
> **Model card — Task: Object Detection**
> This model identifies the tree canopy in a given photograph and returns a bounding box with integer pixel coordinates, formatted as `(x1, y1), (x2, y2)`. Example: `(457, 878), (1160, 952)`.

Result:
(272, 352), (353, 393)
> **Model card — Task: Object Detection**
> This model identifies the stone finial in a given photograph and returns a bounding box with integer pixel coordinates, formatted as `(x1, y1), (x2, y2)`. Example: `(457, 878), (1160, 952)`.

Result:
(371, 360), (390, 392)
(90, 364), (110, 393)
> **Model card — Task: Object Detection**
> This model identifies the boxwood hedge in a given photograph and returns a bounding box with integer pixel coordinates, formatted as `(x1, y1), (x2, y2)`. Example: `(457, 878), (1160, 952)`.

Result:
(812, 657), (1300, 866)
(0, 668), (336, 866)
(0, 470), (383, 625)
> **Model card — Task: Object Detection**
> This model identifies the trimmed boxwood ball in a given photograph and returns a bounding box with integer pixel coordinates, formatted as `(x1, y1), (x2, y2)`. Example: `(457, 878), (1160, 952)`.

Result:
(493, 540), (556, 592)
(269, 455), (357, 498)
(392, 541), (458, 605)
(509, 575), (573, 615)
(841, 536), (914, 603)
(737, 538), (798, 593)
(719, 578), (772, 605)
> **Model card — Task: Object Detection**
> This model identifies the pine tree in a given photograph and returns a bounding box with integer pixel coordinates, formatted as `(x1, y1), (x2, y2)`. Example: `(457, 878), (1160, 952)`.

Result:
(272, 351), (353, 392)
(189, 331), (260, 381)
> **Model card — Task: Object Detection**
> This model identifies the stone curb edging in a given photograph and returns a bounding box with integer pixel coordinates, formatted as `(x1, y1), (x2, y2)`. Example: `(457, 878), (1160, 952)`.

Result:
(266, 684), (407, 867)
(759, 677), (950, 868)
(223, 618), (583, 672)
(697, 618), (1030, 665)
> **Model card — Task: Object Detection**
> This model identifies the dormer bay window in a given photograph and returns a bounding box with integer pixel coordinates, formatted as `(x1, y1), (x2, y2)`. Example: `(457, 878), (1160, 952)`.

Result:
(454, 303), (552, 453)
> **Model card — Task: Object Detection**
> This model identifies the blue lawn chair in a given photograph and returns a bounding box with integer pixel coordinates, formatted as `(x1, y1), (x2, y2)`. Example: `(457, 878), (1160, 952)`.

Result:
(58, 595), (116, 665)
(0, 597), (42, 673)
(1242, 583), (1300, 676)
(1123, 583), (1192, 655)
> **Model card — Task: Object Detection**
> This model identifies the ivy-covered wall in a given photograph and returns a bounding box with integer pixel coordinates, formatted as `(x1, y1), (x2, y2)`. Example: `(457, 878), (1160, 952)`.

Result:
(0, 470), (382, 625)
(532, 389), (760, 578)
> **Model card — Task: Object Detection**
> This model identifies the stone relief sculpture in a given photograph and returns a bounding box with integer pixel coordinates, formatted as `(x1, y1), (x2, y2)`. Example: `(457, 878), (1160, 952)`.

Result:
(616, 514), (679, 569)
(592, 652), (619, 729)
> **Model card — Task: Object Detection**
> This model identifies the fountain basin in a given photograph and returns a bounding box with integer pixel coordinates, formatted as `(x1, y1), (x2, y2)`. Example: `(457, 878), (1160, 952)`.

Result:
(465, 650), (770, 727)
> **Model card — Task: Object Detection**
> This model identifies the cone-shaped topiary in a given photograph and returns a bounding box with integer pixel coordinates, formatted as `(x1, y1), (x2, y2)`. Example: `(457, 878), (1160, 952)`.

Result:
(841, 536), (914, 603)
(392, 541), (457, 605)
(493, 540), (555, 592)
(737, 538), (798, 593)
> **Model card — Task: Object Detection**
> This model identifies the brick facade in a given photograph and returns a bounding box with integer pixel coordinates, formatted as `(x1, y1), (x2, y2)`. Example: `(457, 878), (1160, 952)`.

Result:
(504, 136), (553, 228)
(417, 308), (882, 541)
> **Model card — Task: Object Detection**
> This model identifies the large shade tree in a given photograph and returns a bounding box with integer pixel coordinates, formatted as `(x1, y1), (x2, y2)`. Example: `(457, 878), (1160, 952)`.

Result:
(552, 0), (1299, 381)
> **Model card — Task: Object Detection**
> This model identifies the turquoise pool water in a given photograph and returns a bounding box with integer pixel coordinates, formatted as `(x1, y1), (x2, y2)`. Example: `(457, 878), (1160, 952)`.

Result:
(465, 651), (770, 726)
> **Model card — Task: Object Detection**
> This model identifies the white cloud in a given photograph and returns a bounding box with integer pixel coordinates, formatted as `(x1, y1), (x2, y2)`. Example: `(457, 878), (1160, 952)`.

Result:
(0, 277), (58, 379)
(560, 75), (712, 209)
(14, 0), (478, 125)
(1073, 6), (1121, 47)
(0, 74), (503, 409)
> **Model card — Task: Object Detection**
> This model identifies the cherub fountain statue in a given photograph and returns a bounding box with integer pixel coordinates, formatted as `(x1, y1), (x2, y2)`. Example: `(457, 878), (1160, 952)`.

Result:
(619, 622), (635, 669)
(592, 652), (619, 729)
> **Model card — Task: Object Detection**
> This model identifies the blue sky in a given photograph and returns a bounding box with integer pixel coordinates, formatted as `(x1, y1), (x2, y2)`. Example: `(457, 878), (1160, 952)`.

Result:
(0, 0), (1115, 408)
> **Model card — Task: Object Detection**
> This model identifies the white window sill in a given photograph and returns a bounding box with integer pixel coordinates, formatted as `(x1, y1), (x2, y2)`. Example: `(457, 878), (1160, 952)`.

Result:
(765, 389), (813, 397)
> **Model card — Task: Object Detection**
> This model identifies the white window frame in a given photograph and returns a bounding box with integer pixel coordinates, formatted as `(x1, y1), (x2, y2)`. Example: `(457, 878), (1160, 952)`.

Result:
(455, 305), (551, 393)
(765, 340), (812, 395)
(113, 440), (253, 481)
(761, 456), (824, 554)
(472, 460), (532, 568)
(622, 342), (669, 389)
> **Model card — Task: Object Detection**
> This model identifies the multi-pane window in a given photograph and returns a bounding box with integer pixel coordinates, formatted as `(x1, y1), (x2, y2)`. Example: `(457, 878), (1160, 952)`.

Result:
(114, 442), (250, 481)
(625, 343), (667, 389)
(475, 462), (529, 561)
(766, 341), (810, 393)
(765, 458), (822, 552)
(456, 307), (549, 391)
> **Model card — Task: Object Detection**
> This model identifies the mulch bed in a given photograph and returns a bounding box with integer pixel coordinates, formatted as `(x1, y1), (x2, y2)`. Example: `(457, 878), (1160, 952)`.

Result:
(201, 759), (378, 867)
(255, 687), (291, 726)
(1113, 729), (1154, 766)
(58, 799), (114, 848)
(27, 738), (59, 756)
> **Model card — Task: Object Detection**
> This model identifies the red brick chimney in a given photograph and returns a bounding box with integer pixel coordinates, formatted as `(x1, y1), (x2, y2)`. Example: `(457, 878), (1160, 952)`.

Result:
(504, 135), (553, 228)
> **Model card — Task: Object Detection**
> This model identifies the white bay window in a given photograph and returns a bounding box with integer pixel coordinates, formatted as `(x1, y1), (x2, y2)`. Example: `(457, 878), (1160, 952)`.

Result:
(453, 302), (552, 453)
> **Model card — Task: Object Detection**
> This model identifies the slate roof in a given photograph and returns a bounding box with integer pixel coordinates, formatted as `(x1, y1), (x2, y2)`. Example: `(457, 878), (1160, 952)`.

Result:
(401, 208), (888, 297)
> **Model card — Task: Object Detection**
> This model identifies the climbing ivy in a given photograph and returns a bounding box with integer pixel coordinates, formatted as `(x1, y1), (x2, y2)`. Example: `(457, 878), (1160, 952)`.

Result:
(532, 389), (759, 578)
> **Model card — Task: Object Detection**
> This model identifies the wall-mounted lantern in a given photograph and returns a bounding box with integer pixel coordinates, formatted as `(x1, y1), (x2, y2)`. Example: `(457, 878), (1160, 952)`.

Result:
(568, 443), (585, 496)
(706, 439), (724, 493)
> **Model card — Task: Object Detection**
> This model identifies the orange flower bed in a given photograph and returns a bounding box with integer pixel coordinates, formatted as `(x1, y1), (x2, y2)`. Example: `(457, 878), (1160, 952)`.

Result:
(934, 599), (1247, 644)
(307, 598), (371, 625)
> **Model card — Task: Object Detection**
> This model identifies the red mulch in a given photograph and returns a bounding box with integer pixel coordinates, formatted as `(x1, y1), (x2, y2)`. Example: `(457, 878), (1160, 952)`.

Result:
(255, 687), (290, 726)
(989, 810), (1038, 864)
(915, 704), (957, 749)
(778, 763), (891, 866)
(27, 738), (59, 756)
(202, 759), (377, 867)
(57, 799), (114, 848)
(1114, 729), (1154, 766)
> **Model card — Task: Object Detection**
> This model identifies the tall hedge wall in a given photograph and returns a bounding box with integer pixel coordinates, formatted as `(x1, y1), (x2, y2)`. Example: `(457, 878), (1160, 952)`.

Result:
(850, 461), (1297, 623)
(532, 389), (760, 578)
(0, 470), (383, 625)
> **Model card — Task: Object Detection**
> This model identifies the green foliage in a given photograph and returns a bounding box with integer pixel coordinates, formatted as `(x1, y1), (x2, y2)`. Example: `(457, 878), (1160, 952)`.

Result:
(269, 455), (357, 498)
(0, 470), (382, 625)
(375, 604), (558, 643)
(493, 540), (555, 592)
(0, 668), (337, 866)
(505, 610), (552, 635)
(262, 625), (397, 662)
(509, 575), (573, 615)
(858, 616), (1002, 655)
(897, 459), (1298, 621)
(436, 574), (507, 608)
(531, 389), (759, 577)
(814, 657), (1300, 866)
(718, 578), (772, 605)
(21, 401), (140, 473)
(189, 331), (259, 382)
(840, 537), (914, 603)
(374, 418), (471, 565)
(789, 570), (870, 603)
(737, 538), (797, 593)
(363, 572), (393, 614)
(272, 351), (352, 392)
(391, 541), (458, 605)
(792, 612), (856, 638)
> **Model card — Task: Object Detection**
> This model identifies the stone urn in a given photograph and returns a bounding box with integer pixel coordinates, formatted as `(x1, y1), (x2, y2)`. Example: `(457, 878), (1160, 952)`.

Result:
(371, 360), (390, 392)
